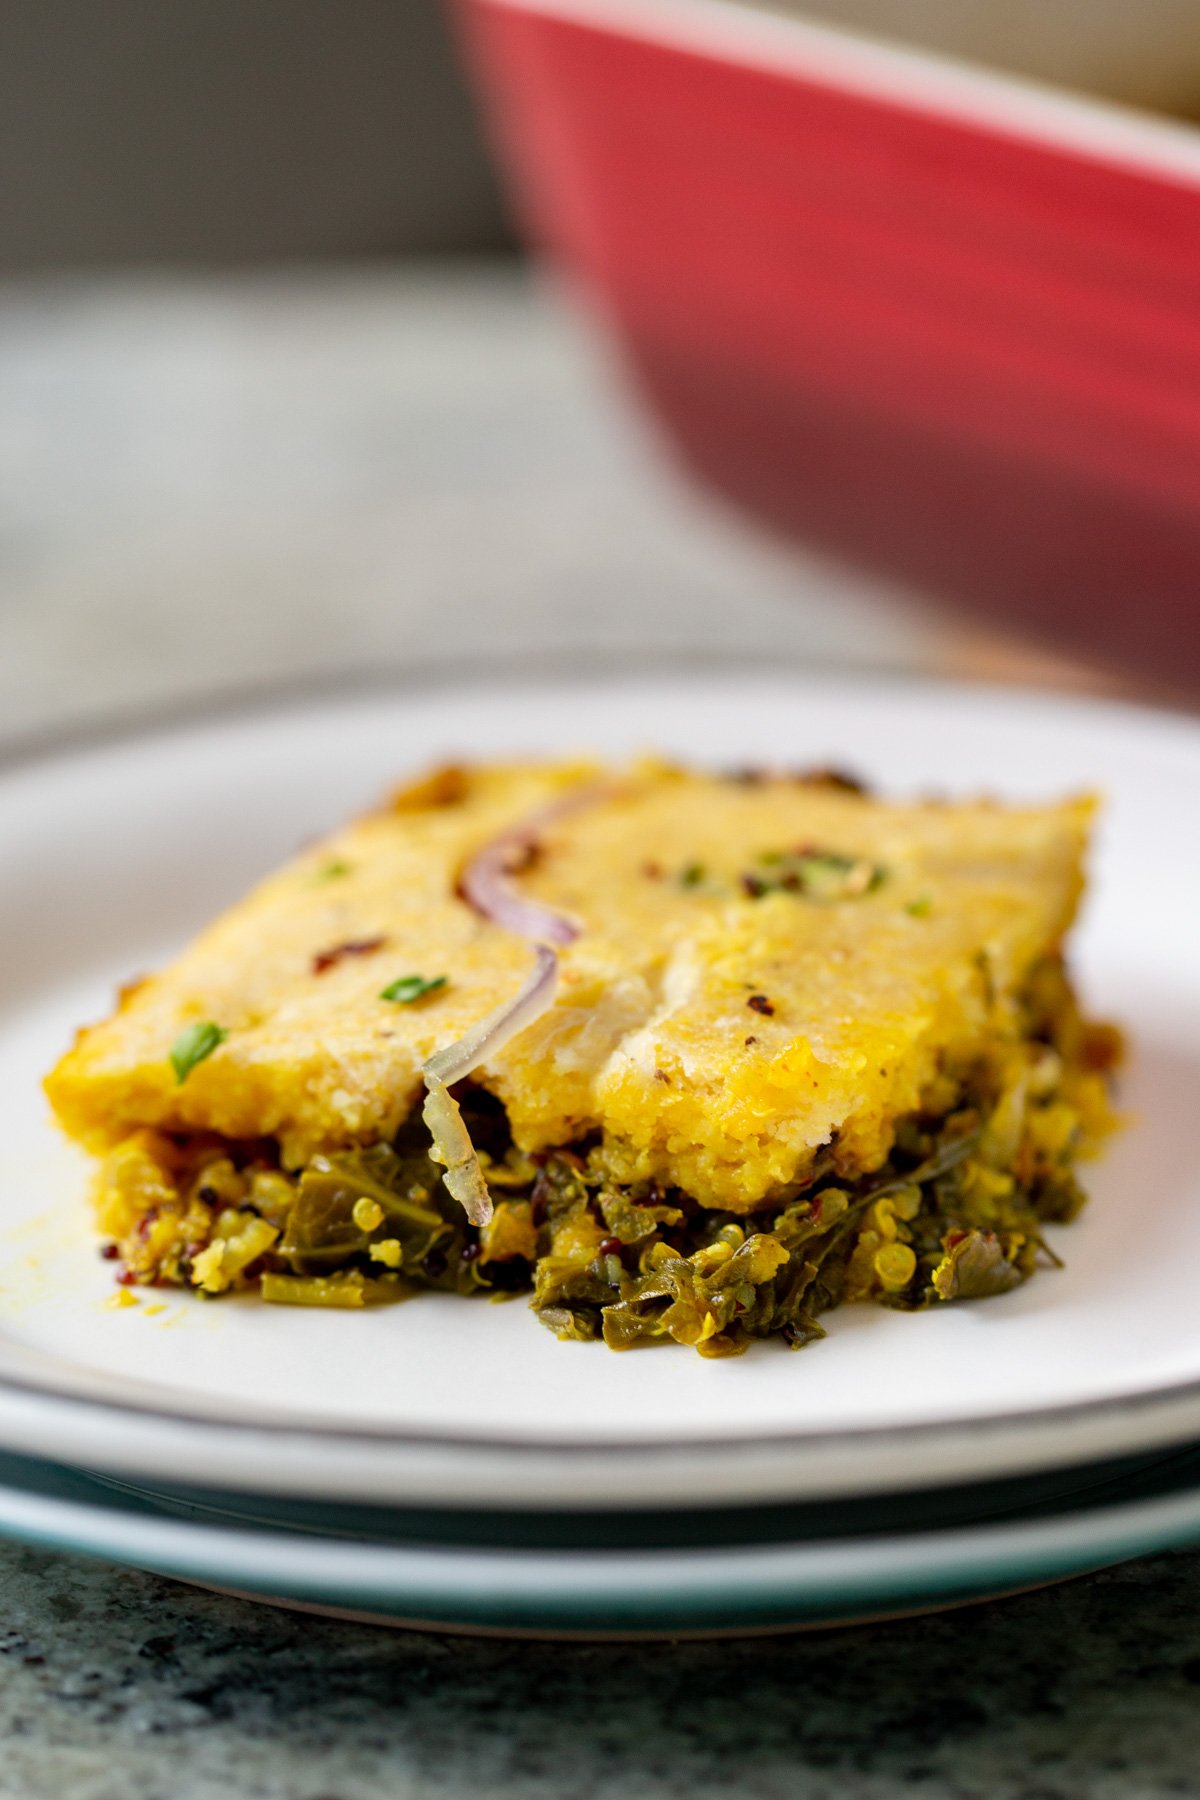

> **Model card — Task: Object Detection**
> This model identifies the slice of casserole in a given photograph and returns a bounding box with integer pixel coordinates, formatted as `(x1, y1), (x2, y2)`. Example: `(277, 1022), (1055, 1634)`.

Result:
(45, 758), (1120, 1356)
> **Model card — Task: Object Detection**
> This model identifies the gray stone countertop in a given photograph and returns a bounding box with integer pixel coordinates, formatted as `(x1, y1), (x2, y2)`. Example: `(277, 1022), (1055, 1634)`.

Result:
(0, 1546), (1197, 1800)
(0, 262), (1192, 1799)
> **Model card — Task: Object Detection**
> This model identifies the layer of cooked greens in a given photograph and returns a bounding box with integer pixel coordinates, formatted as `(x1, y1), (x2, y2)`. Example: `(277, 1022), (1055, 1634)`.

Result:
(95, 956), (1120, 1357)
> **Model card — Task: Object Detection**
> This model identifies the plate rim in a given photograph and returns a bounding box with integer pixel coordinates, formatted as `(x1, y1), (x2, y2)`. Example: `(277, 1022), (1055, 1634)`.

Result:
(3, 1443), (1200, 1633)
(5, 655), (1200, 1507)
(3, 649), (1199, 788)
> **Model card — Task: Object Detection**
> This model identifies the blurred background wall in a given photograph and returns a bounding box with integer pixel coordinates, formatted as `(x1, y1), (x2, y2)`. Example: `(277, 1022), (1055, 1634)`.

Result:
(0, 0), (512, 268)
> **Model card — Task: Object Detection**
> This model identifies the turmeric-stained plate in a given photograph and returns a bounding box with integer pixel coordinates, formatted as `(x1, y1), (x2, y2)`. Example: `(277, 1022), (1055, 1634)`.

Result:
(0, 668), (1198, 1510)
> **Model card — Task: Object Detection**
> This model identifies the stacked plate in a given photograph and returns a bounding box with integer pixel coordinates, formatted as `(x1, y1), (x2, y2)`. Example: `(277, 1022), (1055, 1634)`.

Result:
(3, 668), (1200, 1637)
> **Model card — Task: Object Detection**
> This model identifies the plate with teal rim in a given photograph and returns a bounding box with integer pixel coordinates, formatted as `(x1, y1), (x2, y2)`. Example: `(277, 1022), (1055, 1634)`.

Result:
(2, 665), (1200, 1513)
(3, 1443), (1200, 1636)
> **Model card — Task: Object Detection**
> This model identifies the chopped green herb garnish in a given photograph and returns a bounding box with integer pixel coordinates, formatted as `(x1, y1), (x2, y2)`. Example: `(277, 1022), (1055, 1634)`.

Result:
(380, 974), (448, 1005)
(169, 1021), (228, 1084)
(792, 852), (885, 897)
(744, 848), (885, 902)
(906, 894), (933, 917)
(313, 858), (352, 883)
(679, 862), (706, 888)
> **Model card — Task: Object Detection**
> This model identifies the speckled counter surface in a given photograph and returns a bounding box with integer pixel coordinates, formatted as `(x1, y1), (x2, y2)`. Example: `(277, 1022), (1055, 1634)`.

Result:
(1, 1545), (1199, 1800)
(0, 263), (1190, 1799)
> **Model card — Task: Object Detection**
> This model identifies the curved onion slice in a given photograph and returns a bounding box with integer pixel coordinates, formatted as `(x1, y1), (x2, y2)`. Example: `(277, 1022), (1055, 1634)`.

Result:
(422, 783), (601, 1225)
(425, 943), (560, 1089)
(459, 787), (596, 949)
(422, 945), (558, 1227)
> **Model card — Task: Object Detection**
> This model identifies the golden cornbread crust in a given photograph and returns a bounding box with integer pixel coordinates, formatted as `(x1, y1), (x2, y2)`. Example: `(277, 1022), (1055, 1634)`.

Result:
(47, 760), (1095, 1210)
(47, 759), (1122, 1353)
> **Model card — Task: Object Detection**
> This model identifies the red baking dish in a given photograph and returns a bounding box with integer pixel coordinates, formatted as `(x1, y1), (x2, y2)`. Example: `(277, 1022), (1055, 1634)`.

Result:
(456, 0), (1200, 686)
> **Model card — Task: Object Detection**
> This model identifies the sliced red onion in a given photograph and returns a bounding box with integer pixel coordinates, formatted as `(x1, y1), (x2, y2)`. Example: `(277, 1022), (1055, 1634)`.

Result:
(422, 944), (558, 1228)
(423, 783), (602, 1224)
(460, 786), (598, 950)
(421, 1082), (496, 1229)
(425, 943), (559, 1090)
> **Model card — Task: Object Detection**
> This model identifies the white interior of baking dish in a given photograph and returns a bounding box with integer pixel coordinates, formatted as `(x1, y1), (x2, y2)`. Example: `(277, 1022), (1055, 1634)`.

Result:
(755, 0), (1200, 120)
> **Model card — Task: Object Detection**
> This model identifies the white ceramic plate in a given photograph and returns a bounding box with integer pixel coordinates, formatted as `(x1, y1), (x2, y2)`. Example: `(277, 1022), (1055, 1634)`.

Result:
(3, 1443), (1200, 1635)
(1, 666), (1198, 1509)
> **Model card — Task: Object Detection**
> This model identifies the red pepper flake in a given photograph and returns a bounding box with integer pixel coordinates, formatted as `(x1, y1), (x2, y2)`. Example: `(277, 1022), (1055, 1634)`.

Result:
(99, 1243), (121, 1261)
(311, 936), (388, 976)
(744, 1035), (758, 1047)
(116, 1269), (138, 1286)
(598, 1236), (623, 1258)
(747, 994), (775, 1016)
